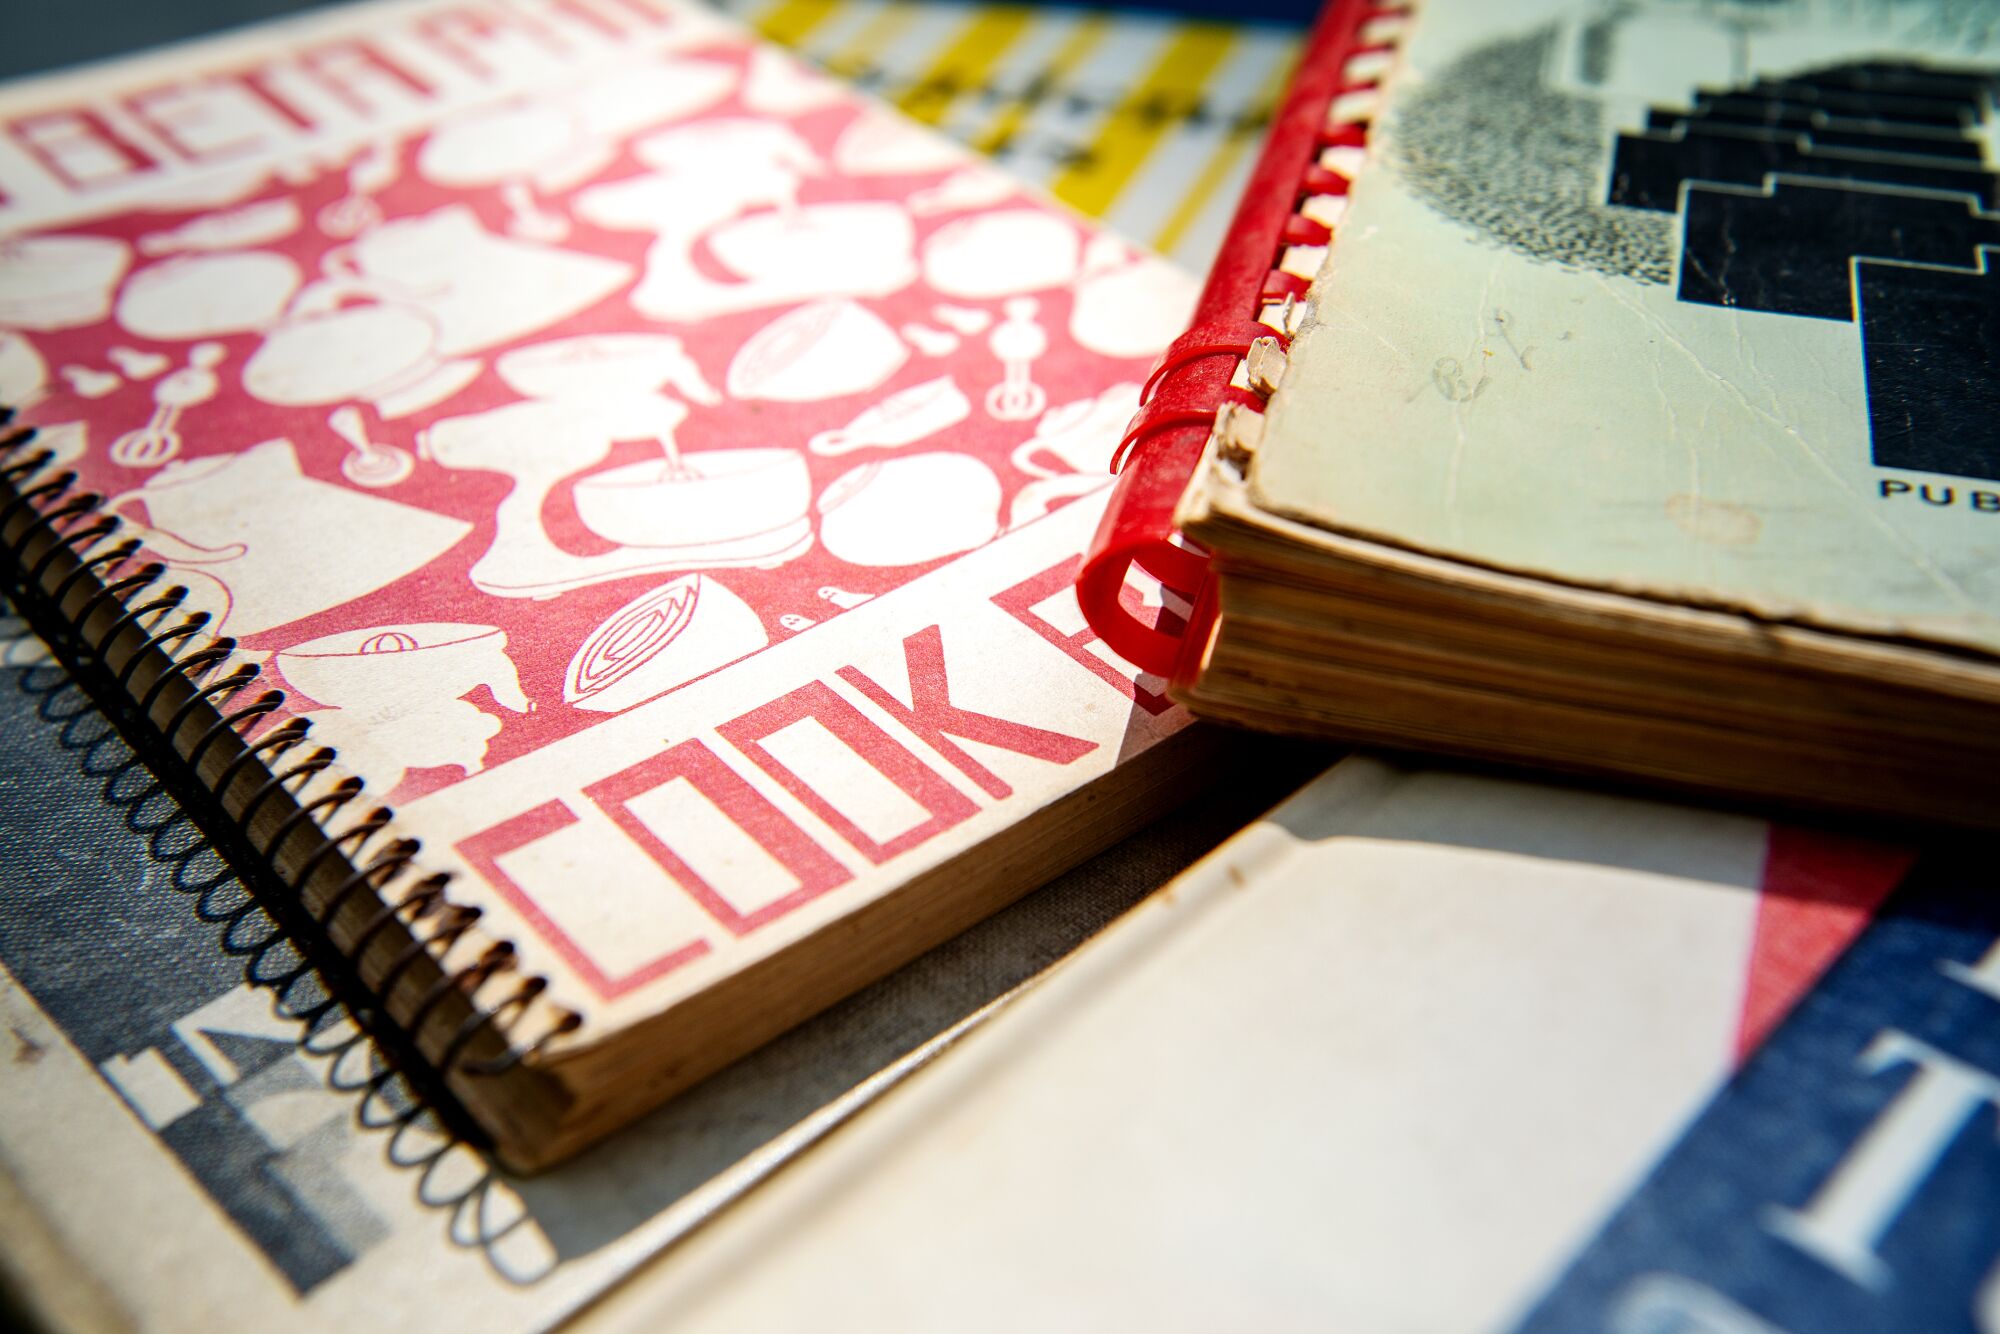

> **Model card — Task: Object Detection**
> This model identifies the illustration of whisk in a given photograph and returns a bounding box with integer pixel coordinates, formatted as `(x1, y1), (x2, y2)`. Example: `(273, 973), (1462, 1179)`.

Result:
(109, 342), (226, 469)
(984, 297), (1048, 422)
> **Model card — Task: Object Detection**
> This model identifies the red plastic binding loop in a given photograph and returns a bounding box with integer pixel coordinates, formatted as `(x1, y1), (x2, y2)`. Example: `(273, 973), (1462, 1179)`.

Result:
(1260, 270), (1310, 302)
(1318, 121), (1370, 149)
(1300, 164), (1352, 197)
(1138, 320), (1291, 407)
(1282, 215), (1333, 246)
(1076, 0), (1407, 678)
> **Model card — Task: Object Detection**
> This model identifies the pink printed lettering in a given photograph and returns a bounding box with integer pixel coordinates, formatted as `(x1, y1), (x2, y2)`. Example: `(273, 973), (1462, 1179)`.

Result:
(125, 80), (294, 164)
(720, 682), (977, 865)
(838, 625), (1097, 801)
(584, 739), (851, 936)
(992, 557), (1175, 716)
(297, 41), (432, 117)
(456, 800), (712, 998)
(9, 111), (155, 191)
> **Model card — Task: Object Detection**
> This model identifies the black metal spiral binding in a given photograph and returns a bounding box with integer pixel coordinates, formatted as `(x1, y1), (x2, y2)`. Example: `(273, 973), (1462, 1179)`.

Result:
(374, 906), (483, 1026)
(321, 849), (431, 941)
(184, 688), (285, 773)
(48, 536), (140, 612)
(259, 775), (364, 862)
(443, 973), (549, 1075)
(213, 718), (314, 810)
(27, 512), (118, 587)
(161, 662), (258, 750)
(0, 471), (78, 540)
(291, 807), (395, 890)
(15, 491), (103, 565)
(94, 584), (189, 662)
(0, 397), (579, 1178)
(135, 636), (233, 722)
(71, 562), (165, 641)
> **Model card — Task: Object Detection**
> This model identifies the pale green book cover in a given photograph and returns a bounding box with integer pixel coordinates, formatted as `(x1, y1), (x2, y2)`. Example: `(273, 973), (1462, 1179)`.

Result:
(1243, 0), (2000, 654)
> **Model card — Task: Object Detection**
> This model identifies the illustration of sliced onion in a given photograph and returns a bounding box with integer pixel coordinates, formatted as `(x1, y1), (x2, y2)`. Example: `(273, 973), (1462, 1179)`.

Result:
(566, 576), (701, 704)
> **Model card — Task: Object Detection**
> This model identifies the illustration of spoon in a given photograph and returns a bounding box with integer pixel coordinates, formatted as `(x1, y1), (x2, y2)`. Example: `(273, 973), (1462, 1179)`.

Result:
(330, 405), (415, 488)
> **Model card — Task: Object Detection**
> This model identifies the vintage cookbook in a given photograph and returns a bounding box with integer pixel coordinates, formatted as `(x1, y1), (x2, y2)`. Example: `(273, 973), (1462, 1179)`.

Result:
(0, 0), (1209, 1169)
(1080, 0), (2000, 826)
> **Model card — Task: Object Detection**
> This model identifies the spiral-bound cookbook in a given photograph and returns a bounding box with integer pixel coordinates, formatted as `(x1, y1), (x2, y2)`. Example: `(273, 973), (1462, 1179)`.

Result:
(1082, 0), (2000, 826)
(0, 0), (1211, 1169)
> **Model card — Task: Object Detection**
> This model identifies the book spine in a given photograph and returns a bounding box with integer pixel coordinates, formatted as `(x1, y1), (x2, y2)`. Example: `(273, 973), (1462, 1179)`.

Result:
(1074, 0), (1412, 676)
(0, 405), (576, 1157)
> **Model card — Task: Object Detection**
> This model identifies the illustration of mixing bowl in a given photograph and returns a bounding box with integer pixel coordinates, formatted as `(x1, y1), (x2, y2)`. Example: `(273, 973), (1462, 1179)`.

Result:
(242, 298), (445, 407)
(572, 447), (812, 550)
(817, 452), (1001, 567)
(117, 250), (303, 340)
(920, 210), (1081, 298)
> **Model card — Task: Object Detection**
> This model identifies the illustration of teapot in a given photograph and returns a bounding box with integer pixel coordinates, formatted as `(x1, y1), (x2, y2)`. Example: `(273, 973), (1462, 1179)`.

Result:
(105, 439), (472, 638)
(242, 206), (630, 418)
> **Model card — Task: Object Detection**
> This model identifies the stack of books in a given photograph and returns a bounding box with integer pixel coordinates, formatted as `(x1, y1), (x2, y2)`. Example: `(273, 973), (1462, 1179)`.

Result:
(1, 0), (1994, 1328)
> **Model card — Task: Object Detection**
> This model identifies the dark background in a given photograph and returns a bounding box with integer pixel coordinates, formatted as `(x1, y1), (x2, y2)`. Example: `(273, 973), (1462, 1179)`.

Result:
(2, 0), (1324, 81)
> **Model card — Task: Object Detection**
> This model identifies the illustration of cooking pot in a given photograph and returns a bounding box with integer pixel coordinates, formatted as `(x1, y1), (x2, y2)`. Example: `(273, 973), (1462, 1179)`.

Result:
(116, 250), (303, 341)
(921, 210), (1081, 298)
(726, 299), (909, 402)
(106, 439), (472, 638)
(279, 623), (527, 714)
(565, 574), (769, 714)
(0, 234), (130, 330)
(572, 448), (813, 551)
(241, 285), (467, 415)
(817, 452), (1001, 567)
(279, 622), (528, 787)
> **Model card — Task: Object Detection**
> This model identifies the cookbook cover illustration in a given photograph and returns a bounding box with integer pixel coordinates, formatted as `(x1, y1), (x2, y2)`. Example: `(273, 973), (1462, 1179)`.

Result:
(0, 0), (1195, 1027)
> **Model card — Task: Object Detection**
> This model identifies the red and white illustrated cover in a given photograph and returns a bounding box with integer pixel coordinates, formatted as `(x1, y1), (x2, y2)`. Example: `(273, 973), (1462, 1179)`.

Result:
(0, 0), (1195, 1077)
